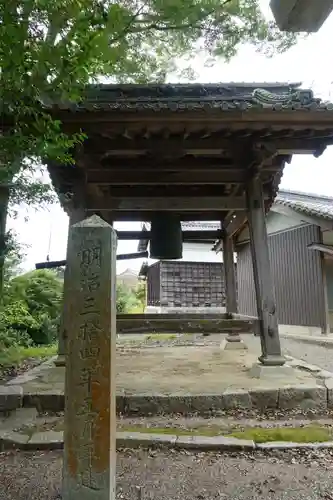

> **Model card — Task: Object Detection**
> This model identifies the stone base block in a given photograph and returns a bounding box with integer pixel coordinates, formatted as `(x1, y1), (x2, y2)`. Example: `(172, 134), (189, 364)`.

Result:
(54, 355), (66, 367)
(258, 354), (286, 366)
(278, 385), (327, 411)
(220, 339), (247, 350)
(0, 386), (23, 413)
(249, 362), (294, 379)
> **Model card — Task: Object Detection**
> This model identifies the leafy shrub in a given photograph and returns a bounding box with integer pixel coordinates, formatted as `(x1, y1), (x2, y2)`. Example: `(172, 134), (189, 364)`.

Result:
(0, 324), (32, 349)
(116, 283), (142, 313)
(3, 270), (63, 345)
(2, 266), (142, 349)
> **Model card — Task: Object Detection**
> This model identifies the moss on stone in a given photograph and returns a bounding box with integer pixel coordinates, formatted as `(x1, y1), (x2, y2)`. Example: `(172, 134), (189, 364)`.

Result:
(144, 334), (178, 341)
(119, 424), (333, 442)
(15, 418), (333, 444)
(229, 425), (332, 443)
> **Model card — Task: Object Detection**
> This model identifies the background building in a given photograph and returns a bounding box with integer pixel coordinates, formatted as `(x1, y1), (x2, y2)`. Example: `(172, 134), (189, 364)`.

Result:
(140, 190), (333, 333)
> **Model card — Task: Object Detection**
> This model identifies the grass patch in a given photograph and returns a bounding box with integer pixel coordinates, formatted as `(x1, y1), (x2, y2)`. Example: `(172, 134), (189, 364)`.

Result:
(0, 344), (57, 369)
(230, 426), (332, 443)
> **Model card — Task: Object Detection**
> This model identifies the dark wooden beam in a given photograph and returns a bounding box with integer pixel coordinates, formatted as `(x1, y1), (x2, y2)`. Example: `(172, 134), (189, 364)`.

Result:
(117, 230), (222, 241)
(259, 138), (332, 156)
(83, 137), (237, 154)
(82, 136), (333, 155)
(97, 211), (230, 221)
(94, 156), (235, 169)
(86, 169), (248, 185)
(225, 212), (247, 237)
(35, 251), (149, 269)
(104, 185), (244, 197)
(214, 212), (247, 252)
(86, 196), (250, 212)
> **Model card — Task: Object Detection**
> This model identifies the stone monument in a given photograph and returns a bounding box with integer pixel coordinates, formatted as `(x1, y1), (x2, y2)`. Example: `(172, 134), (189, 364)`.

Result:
(62, 215), (117, 500)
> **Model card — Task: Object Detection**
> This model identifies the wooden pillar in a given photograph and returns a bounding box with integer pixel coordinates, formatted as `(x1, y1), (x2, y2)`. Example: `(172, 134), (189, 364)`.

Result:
(320, 253), (331, 334)
(221, 231), (247, 349)
(62, 215), (117, 500)
(246, 176), (285, 366)
(55, 208), (87, 366)
(223, 233), (237, 315)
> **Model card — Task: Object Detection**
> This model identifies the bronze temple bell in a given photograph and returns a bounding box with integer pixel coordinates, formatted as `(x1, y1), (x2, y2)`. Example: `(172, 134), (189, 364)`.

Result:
(149, 213), (183, 260)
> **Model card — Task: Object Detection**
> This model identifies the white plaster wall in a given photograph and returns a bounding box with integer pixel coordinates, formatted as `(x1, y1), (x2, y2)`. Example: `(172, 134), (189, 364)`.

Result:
(237, 210), (306, 244)
(322, 230), (333, 245)
(146, 241), (223, 267)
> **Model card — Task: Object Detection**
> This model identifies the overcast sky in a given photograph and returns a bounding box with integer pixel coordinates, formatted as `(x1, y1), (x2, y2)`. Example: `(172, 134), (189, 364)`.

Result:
(8, 0), (333, 272)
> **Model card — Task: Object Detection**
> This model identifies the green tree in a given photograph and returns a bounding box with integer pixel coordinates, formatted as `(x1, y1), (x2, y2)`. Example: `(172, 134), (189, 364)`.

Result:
(116, 283), (140, 313)
(4, 269), (63, 344)
(0, 0), (298, 297)
(135, 282), (147, 309)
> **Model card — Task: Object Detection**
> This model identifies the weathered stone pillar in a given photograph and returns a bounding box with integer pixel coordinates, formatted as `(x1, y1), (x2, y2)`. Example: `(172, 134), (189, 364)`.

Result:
(246, 176), (285, 367)
(220, 232), (247, 350)
(62, 215), (117, 500)
(55, 209), (86, 367)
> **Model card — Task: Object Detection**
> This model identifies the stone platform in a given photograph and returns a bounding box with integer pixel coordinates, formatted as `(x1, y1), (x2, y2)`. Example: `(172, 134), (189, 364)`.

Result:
(2, 335), (331, 416)
(117, 313), (257, 334)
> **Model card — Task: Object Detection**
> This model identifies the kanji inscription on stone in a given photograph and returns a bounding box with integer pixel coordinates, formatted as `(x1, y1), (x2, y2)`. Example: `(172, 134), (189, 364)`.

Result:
(62, 215), (117, 500)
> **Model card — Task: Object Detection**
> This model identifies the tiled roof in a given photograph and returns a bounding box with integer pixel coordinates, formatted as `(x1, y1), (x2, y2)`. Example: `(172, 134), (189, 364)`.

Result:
(276, 189), (333, 220)
(142, 221), (220, 231)
(49, 82), (333, 113)
(137, 221), (220, 251)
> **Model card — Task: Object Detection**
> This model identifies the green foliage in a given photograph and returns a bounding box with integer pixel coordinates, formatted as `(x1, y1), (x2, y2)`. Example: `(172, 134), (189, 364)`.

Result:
(2, 230), (27, 282)
(0, 0), (299, 296)
(8, 269), (63, 319)
(0, 0), (298, 171)
(135, 282), (146, 308)
(116, 283), (140, 313)
(2, 269), (63, 345)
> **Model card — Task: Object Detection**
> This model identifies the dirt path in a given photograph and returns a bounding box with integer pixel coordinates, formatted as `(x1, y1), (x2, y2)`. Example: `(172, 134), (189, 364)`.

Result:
(1, 448), (333, 499)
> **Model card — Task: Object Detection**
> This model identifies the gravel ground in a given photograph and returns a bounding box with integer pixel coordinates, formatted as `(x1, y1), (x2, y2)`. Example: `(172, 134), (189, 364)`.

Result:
(2, 449), (333, 500)
(281, 337), (333, 373)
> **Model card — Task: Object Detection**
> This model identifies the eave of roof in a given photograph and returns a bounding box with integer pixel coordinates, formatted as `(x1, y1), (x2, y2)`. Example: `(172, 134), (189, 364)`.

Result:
(47, 82), (333, 113)
(275, 189), (333, 221)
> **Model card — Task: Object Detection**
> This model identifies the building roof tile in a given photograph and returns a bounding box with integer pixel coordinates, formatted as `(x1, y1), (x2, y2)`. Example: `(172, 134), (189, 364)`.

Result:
(49, 82), (333, 113)
(276, 189), (333, 220)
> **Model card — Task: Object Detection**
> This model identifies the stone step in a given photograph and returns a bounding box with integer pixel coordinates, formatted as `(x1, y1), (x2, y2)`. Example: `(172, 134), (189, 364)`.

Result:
(3, 409), (333, 453)
(0, 386), (23, 415)
(4, 383), (333, 418)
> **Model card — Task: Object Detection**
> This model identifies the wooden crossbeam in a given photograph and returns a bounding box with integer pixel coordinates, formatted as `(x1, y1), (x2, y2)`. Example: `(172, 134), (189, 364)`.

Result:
(82, 136), (333, 155)
(83, 137), (237, 153)
(225, 212), (247, 237)
(35, 251), (149, 270)
(95, 157), (235, 169)
(86, 169), (248, 185)
(117, 230), (222, 241)
(86, 196), (251, 212)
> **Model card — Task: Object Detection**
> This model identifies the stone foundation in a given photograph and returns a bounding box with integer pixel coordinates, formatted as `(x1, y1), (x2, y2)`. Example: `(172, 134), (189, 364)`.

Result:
(17, 385), (330, 417)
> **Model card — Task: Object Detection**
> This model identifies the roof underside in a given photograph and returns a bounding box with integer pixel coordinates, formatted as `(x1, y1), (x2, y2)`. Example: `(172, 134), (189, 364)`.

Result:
(47, 82), (333, 233)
